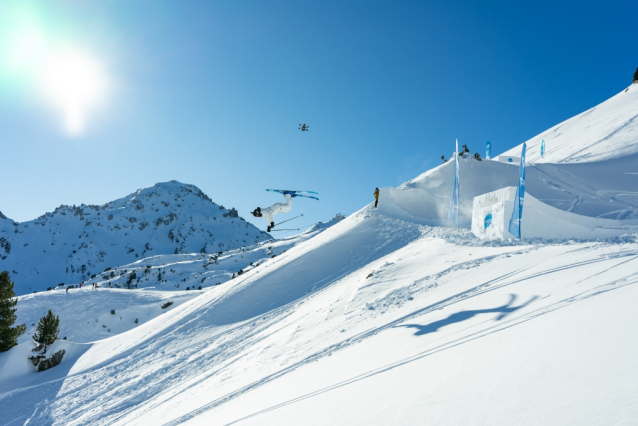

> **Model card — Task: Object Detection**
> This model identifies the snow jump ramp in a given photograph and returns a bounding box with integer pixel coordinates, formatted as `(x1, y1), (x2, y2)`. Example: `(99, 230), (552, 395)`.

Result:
(472, 186), (638, 240)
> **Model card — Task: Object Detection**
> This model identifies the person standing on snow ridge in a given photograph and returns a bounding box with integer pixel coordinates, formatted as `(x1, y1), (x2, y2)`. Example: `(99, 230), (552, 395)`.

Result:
(374, 188), (380, 208)
(252, 192), (295, 232)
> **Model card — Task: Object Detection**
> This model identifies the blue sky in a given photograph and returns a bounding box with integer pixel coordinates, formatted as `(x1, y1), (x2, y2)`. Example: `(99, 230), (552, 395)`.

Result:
(1, 0), (636, 234)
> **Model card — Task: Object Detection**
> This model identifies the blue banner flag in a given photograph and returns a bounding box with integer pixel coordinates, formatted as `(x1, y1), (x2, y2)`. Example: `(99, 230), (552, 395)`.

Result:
(448, 139), (460, 226)
(508, 143), (526, 238)
(540, 139), (545, 158)
(486, 141), (492, 159)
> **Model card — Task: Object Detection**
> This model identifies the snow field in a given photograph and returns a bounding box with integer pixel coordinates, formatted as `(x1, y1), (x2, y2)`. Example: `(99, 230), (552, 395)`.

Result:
(14, 288), (199, 345)
(3, 208), (638, 424)
(502, 84), (638, 163)
(80, 229), (315, 292)
(2, 86), (638, 425)
(184, 235), (638, 425)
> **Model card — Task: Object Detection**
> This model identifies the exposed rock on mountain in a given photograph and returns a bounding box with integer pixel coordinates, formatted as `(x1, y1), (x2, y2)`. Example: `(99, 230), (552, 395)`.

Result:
(0, 181), (268, 294)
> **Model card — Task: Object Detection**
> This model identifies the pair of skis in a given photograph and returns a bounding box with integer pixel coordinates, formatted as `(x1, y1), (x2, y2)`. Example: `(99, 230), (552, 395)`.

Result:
(266, 189), (319, 200)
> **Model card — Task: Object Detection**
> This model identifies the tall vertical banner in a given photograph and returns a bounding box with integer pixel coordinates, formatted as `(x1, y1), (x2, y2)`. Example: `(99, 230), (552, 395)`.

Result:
(448, 139), (460, 226)
(540, 139), (545, 158)
(508, 143), (526, 238)
(486, 141), (492, 160)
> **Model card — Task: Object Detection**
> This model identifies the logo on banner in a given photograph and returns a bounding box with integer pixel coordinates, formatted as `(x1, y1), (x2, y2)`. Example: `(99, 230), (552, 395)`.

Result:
(484, 214), (492, 229)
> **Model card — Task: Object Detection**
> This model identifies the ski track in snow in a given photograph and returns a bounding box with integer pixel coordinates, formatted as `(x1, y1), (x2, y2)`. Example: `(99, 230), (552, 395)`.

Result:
(164, 241), (638, 426)
(5, 214), (638, 425)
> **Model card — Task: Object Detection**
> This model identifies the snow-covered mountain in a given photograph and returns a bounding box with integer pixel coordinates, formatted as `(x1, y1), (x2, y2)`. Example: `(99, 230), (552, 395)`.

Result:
(10, 221), (339, 346)
(502, 83), (638, 163)
(0, 181), (269, 294)
(2, 86), (638, 425)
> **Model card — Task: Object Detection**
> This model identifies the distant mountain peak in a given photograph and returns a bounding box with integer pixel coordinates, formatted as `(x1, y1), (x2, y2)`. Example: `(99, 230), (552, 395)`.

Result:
(0, 181), (269, 294)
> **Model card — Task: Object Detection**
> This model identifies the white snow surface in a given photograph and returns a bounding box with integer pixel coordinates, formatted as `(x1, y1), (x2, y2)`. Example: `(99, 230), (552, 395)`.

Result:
(382, 151), (638, 228)
(9, 222), (338, 346)
(382, 85), (638, 228)
(2, 88), (638, 425)
(501, 84), (638, 163)
(1, 211), (637, 425)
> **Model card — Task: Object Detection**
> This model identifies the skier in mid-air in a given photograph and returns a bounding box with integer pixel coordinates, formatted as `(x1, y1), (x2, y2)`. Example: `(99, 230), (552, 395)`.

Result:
(252, 192), (295, 232)
(374, 188), (380, 208)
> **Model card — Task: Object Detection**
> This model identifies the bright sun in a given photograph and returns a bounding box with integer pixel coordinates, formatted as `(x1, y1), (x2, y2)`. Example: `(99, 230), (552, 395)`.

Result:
(41, 50), (106, 135)
(1, 4), (110, 137)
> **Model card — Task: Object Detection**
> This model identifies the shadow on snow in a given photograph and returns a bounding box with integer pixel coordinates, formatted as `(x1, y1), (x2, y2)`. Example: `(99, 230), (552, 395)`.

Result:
(401, 294), (538, 336)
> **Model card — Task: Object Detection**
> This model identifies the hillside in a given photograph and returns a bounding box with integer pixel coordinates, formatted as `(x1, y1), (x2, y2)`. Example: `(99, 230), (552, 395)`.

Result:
(501, 84), (638, 163)
(1, 210), (637, 425)
(2, 87), (638, 425)
(0, 181), (269, 294)
(10, 220), (340, 346)
(379, 86), (638, 227)
(379, 153), (638, 228)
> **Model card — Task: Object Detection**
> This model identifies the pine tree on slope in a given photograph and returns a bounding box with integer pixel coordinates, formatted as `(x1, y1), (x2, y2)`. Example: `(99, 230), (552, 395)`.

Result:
(634, 67), (638, 84)
(0, 271), (26, 352)
(33, 309), (60, 353)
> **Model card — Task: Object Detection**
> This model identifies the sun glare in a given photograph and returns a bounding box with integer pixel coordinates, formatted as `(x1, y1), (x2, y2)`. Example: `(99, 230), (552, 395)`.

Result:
(1, 4), (111, 136)
(41, 51), (106, 135)
(7, 28), (47, 72)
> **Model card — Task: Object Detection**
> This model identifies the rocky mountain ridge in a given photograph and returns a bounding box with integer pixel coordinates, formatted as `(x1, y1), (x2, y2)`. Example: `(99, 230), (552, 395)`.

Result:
(0, 181), (269, 294)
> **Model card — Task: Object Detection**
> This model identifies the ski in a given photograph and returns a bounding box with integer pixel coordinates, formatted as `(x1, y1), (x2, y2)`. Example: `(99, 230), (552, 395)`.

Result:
(269, 228), (300, 231)
(266, 189), (319, 195)
(265, 189), (319, 200)
(292, 194), (319, 200)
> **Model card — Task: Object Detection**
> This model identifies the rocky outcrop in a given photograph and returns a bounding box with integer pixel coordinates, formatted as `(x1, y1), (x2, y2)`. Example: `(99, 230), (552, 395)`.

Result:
(2, 180), (270, 294)
(29, 349), (66, 372)
(223, 208), (239, 218)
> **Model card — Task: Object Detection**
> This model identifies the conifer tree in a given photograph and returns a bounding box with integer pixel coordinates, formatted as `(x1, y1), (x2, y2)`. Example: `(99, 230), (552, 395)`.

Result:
(33, 309), (60, 352)
(634, 67), (638, 83)
(0, 271), (26, 352)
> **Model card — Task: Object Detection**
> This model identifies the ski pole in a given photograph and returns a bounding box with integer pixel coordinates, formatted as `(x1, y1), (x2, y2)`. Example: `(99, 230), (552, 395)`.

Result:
(269, 228), (300, 231)
(274, 214), (304, 226)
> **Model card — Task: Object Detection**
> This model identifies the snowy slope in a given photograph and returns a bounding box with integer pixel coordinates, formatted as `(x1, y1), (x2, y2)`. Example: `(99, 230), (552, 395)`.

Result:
(14, 289), (198, 345)
(8, 219), (340, 346)
(78, 219), (340, 292)
(377, 84), (638, 228)
(0, 181), (269, 294)
(1, 209), (637, 425)
(2, 87), (638, 425)
(501, 84), (638, 163)
(381, 152), (638, 227)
